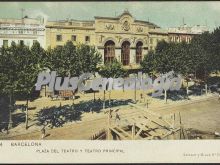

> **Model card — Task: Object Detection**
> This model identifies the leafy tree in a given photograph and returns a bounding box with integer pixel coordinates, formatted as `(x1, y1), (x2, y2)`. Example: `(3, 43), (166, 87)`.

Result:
(44, 42), (102, 104)
(46, 41), (77, 76)
(99, 59), (126, 78)
(0, 41), (45, 129)
(46, 41), (102, 77)
(18, 42), (45, 129)
(0, 43), (18, 129)
(142, 40), (196, 101)
(209, 28), (220, 73)
(155, 40), (169, 53)
(189, 32), (213, 94)
(98, 59), (127, 108)
(140, 50), (156, 77)
(77, 44), (102, 75)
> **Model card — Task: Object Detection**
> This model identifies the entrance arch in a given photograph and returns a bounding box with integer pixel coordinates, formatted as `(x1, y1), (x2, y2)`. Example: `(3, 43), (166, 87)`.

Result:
(121, 41), (130, 65)
(136, 41), (143, 64)
(104, 40), (115, 64)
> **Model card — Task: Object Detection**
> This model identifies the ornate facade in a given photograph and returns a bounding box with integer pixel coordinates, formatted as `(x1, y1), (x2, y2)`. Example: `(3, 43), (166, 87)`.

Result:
(46, 10), (169, 69)
(0, 11), (209, 69)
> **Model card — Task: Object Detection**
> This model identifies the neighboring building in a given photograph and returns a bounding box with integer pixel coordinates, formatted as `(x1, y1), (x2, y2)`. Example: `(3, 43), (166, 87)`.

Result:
(0, 17), (46, 48)
(149, 29), (168, 51)
(46, 10), (167, 69)
(168, 24), (209, 43)
(46, 19), (95, 49)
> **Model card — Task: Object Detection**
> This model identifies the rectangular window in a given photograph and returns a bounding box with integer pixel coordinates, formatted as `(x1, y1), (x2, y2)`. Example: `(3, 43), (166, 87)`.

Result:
(33, 30), (37, 35)
(71, 35), (76, 41)
(56, 35), (62, 42)
(33, 40), (38, 44)
(85, 36), (90, 42)
(3, 40), (8, 48)
(20, 40), (24, 45)
(176, 36), (179, 41)
(18, 30), (23, 34)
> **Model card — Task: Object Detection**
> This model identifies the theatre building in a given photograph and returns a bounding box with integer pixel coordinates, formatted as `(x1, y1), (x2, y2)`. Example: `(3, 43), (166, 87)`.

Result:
(46, 10), (169, 69)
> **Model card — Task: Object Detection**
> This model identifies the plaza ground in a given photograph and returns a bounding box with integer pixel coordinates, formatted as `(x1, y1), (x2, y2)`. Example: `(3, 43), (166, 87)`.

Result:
(0, 89), (220, 140)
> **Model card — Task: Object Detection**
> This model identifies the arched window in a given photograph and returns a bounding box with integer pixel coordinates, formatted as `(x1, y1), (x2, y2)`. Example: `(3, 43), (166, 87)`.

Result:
(121, 41), (130, 65)
(136, 41), (143, 64)
(104, 40), (115, 64)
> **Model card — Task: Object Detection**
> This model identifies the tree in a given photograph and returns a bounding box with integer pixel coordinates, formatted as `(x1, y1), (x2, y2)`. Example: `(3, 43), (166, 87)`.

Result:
(77, 44), (102, 75)
(189, 32), (213, 94)
(209, 28), (220, 73)
(142, 40), (196, 101)
(99, 59), (127, 108)
(46, 41), (102, 77)
(18, 42), (45, 129)
(99, 59), (126, 78)
(0, 41), (45, 130)
(46, 41), (77, 77)
(45, 41), (102, 103)
(155, 40), (169, 53)
(140, 50), (156, 77)
(0, 43), (18, 129)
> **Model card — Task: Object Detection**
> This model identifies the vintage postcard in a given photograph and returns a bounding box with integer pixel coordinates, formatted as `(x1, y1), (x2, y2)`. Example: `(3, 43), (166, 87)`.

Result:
(0, 1), (220, 163)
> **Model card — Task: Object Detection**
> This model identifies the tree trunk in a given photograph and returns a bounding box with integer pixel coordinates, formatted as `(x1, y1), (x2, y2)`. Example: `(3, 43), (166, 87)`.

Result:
(25, 99), (29, 130)
(205, 84), (208, 95)
(109, 91), (111, 108)
(45, 85), (47, 97)
(164, 90), (167, 104)
(107, 107), (111, 140)
(186, 81), (189, 96)
(204, 70), (208, 95)
(103, 90), (105, 110)
(195, 70), (197, 80)
(8, 91), (13, 130)
(93, 92), (95, 102)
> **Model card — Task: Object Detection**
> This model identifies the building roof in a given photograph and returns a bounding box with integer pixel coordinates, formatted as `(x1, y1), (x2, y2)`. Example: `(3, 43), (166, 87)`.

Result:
(167, 24), (209, 35)
(95, 10), (160, 28)
(0, 17), (43, 25)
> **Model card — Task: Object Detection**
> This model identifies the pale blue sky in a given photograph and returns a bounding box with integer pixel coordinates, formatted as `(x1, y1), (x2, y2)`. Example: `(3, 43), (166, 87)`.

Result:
(0, 2), (220, 30)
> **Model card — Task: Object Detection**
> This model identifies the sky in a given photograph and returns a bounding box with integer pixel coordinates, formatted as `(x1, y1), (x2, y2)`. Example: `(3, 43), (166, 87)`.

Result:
(0, 2), (220, 30)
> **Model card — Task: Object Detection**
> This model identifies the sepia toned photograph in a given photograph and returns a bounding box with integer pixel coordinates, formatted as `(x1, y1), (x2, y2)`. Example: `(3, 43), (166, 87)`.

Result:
(0, 1), (220, 144)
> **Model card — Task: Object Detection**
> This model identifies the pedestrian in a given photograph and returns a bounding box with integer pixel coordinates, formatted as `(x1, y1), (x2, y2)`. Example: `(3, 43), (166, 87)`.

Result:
(140, 93), (143, 103)
(109, 109), (112, 118)
(98, 98), (101, 104)
(140, 93), (143, 99)
(218, 92), (220, 101)
(90, 107), (93, 114)
(41, 126), (46, 139)
(115, 112), (120, 126)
